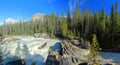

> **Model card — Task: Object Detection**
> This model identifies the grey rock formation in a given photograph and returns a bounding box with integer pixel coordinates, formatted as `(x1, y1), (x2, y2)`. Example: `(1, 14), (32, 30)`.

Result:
(46, 39), (90, 65)
(60, 40), (89, 65)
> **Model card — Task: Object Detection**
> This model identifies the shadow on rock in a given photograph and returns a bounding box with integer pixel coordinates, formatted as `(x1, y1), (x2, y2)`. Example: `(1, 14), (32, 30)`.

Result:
(50, 42), (62, 55)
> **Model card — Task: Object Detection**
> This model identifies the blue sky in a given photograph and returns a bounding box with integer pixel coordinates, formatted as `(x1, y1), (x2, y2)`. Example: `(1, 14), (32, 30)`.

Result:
(0, 0), (119, 25)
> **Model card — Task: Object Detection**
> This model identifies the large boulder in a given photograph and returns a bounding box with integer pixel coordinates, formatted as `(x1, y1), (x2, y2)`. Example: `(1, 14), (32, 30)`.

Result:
(46, 55), (59, 65)
(46, 51), (60, 65)
(34, 33), (40, 38)
(34, 33), (49, 38)
(60, 40), (89, 65)
(81, 41), (91, 50)
(70, 40), (80, 46)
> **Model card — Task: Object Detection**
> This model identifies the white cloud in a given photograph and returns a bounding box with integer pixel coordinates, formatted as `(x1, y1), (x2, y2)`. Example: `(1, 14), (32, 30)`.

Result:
(68, 0), (85, 12)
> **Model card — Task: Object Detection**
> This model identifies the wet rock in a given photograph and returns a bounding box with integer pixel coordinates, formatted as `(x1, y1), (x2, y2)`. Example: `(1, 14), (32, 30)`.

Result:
(46, 55), (59, 65)
(46, 50), (60, 65)
(6, 59), (25, 65)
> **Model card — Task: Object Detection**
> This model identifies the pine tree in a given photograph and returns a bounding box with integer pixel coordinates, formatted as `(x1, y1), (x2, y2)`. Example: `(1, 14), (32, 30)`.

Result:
(61, 21), (68, 36)
(89, 11), (94, 37)
(110, 2), (119, 43)
(67, 8), (71, 30)
(98, 7), (106, 43)
(83, 7), (89, 39)
(88, 34), (101, 64)
(114, 1), (120, 40)
(73, 3), (80, 36)
(60, 10), (68, 36)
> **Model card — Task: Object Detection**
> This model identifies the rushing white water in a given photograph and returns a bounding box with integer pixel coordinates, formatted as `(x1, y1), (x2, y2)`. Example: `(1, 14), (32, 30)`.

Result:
(1, 36), (60, 65)
(0, 36), (120, 65)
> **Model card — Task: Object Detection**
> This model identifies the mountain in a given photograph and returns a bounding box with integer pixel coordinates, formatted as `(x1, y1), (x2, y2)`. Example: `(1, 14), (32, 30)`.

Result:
(4, 18), (16, 25)
(31, 13), (45, 22)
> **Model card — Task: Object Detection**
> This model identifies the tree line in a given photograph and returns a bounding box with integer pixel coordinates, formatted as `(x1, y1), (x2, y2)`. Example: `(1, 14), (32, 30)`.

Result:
(0, 1), (120, 49)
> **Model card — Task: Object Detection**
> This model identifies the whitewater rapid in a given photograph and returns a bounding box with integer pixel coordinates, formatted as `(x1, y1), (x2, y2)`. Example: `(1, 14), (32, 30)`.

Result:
(1, 36), (60, 65)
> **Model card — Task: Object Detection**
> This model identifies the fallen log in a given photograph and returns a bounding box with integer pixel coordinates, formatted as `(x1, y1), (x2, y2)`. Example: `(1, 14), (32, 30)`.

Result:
(38, 42), (47, 49)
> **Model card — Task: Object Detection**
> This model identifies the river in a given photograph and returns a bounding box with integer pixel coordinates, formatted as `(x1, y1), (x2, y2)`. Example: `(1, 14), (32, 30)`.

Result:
(0, 36), (120, 65)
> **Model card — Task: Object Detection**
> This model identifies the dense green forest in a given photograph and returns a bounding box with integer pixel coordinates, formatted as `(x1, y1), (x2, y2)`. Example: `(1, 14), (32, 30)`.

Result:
(0, 1), (120, 49)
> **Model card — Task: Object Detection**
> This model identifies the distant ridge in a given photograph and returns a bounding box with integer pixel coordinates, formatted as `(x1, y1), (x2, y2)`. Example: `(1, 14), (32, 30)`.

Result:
(31, 13), (45, 22)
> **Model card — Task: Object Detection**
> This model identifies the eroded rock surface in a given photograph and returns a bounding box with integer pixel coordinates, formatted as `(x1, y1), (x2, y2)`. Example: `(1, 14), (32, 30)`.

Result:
(60, 40), (89, 65)
(46, 39), (90, 65)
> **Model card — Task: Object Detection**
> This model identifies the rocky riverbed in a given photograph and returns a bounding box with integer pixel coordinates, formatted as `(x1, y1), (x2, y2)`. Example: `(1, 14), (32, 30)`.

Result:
(0, 36), (120, 65)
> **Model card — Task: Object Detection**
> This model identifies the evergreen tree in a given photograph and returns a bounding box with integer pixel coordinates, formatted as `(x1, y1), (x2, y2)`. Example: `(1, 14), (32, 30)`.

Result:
(83, 7), (89, 39)
(67, 8), (71, 30)
(98, 7), (106, 43)
(61, 20), (68, 36)
(88, 34), (101, 64)
(110, 5), (115, 43)
(114, 1), (120, 40)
